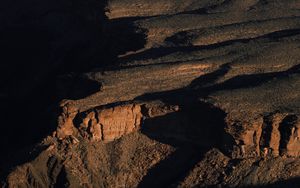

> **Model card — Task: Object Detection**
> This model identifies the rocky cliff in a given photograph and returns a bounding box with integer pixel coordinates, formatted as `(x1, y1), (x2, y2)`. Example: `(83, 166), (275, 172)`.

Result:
(1, 0), (300, 187)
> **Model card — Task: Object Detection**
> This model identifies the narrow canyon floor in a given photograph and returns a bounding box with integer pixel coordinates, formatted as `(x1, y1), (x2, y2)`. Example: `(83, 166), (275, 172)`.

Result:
(1, 0), (300, 187)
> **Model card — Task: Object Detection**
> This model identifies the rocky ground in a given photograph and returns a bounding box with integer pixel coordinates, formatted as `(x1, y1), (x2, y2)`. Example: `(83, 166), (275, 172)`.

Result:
(1, 0), (300, 187)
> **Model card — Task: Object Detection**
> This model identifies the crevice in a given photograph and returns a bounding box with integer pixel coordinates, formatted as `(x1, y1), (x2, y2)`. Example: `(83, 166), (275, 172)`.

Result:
(259, 116), (273, 152)
(279, 115), (297, 155)
(47, 157), (63, 186)
(54, 167), (69, 188)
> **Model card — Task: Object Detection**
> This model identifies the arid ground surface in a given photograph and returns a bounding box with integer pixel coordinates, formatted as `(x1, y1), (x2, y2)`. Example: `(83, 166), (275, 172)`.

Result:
(1, 0), (300, 187)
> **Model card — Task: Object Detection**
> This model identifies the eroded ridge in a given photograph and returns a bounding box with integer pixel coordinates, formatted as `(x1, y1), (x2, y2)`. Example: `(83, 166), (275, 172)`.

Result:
(56, 101), (180, 142)
(225, 113), (300, 158)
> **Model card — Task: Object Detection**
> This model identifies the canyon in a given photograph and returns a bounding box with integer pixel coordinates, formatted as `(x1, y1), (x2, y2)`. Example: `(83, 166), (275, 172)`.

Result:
(1, 0), (300, 187)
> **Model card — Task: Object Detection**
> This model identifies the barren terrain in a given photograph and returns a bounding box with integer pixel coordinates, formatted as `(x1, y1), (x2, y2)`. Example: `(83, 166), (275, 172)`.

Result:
(1, 0), (300, 187)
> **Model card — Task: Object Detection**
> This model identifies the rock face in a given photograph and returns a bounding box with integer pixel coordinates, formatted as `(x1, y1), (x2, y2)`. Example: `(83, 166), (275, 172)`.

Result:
(2, 0), (300, 188)
(57, 102), (181, 142)
(78, 104), (143, 141)
(224, 114), (300, 158)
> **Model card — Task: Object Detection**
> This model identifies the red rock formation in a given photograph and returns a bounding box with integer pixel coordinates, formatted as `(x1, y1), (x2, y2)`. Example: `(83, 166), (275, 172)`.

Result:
(56, 102), (79, 140)
(95, 104), (143, 141)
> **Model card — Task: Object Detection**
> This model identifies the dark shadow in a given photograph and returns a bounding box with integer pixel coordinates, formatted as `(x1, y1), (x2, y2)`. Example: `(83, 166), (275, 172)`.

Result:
(179, 8), (209, 15)
(202, 63), (300, 94)
(0, 0), (148, 181)
(119, 40), (242, 63)
(107, 57), (206, 72)
(134, 43), (300, 186)
(56, 74), (102, 100)
(121, 28), (300, 64)
(54, 167), (69, 188)
(138, 146), (205, 188)
(190, 63), (231, 89)
(278, 115), (298, 155)
(109, 15), (159, 24)
(165, 28), (300, 47)
(0, 0), (109, 98)
(141, 102), (230, 148)
(104, 18), (147, 57)
(0, 144), (48, 183)
(0, 0), (110, 180)
(138, 101), (235, 187)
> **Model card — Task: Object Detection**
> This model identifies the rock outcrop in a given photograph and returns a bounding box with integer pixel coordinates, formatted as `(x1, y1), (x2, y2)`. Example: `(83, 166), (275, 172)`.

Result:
(77, 104), (143, 141)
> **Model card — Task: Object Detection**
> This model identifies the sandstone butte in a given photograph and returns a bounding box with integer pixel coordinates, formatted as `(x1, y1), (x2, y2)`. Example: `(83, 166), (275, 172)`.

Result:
(1, 0), (300, 187)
